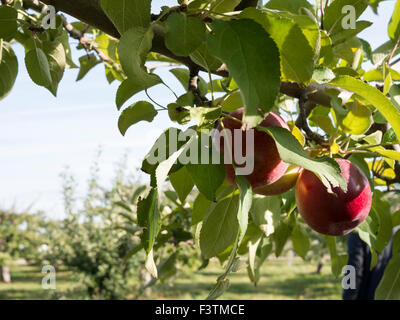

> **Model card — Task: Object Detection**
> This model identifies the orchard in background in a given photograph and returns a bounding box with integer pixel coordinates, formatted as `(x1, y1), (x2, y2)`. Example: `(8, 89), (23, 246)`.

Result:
(1, 0), (400, 299)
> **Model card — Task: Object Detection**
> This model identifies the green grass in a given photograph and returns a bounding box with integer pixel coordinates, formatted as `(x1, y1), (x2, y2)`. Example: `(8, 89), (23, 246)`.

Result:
(0, 264), (84, 300)
(0, 258), (342, 300)
(149, 258), (342, 300)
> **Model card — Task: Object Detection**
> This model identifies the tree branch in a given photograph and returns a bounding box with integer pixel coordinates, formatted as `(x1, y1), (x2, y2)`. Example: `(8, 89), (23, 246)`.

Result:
(59, 14), (120, 70)
(296, 94), (329, 146)
(39, 0), (120, 38)
(188, 66), (208, 106)
(22, 0), (45, 11)
(234, 0), (258, 11)
(22, 0), (334, 107)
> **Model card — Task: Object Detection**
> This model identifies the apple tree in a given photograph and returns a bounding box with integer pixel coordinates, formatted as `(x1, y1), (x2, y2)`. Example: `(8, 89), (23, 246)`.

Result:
(0, 209), (48, 283)
(1, 0), (400, 299)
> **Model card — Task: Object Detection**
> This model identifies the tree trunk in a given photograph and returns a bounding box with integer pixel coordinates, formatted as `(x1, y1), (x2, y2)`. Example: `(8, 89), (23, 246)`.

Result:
(139, 268), (152, 298)
(1, 266), (11, 283)
(315, 262), (324, 275)
(315, 254), (329, 274)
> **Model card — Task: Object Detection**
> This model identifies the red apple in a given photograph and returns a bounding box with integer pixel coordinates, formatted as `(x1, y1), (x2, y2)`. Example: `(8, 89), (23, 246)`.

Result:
(215, 108), (290, 189)
(295, 158), (372, 236)
(253, 165), (301, 196)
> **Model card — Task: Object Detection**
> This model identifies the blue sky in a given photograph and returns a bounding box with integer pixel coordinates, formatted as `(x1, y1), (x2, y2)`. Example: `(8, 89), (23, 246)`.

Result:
(0, 0), (396, 218)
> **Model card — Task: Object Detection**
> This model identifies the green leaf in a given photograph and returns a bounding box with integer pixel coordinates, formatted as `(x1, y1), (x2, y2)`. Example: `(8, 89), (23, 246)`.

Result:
(168, 103), (191, 124)
(373, 111), (387, 125)
(169, 167), (194, 203)
(25, 48), (53, 90)
(369, 0), (387, 13)
(334, 66), (361, 78)
(131, 186), (147, 205)
(393, 229), (400, 255)
(363, 68), (400, 82)
(213, 0), (241, 13)
(348, 154), (373, 188)
(58, 30), (78, 69)
(189, 106), (221, 128)
(265, 0), (314, 14)
(384, 71), (392, 95)
(116, 78), (161, 110)
(330, 76), (400, 141)
(373, 149), (400, 161)
(186, 133), (225, 201)
(207, 18), (281, 128)
(250, 195), (281, 236)
(0, 43), (18, 100)
(292, 223), (310, 260)
(388, 0), (400, 40)
(118, 27), (162, 87)
(320, 30), (334, 65)
(372, 40), (400, 66)
(206, 279), (230, 300)
(323, 0), (368, 35)
(155, 131), (197, 189)
(169, 68), (208, 96)
(217, 91), (244, 112)
(145, 248), (158, 278)
(192, 193), (211, 225)
(76, 54), (101, 81)
(0, 6), (17, 41)
(249, 240), (273, 285)
(176, 92), (195, 107)
(164, 190), (179, 205)
(200, 194), (239, 259)
(101, 0), (151, 34)
(157, 253), (178, 281)
(375, 253), (400, 299)
(290, 14), (321, 62)
(96, 33), (119, 61)
(114, 200), (132, 213)
(261, 126), (347, 193)
(389, 84), (400, 110)
(340, 99), (372, 135)
(137, 188), (160, 254)
(331, 21), (372, 46)
(104, 67), (115, 83)
(118, 101), (157, 136)
(364, 130), (383, 145)
(383, 128), (399, 144)
(372, 192), (393, 253)
(357, 209), (380, 270)
(357, 227), (379, 269)
(189, 43), (222, 72)
(248, 236), (262, 280)
(165, 13), (206, 56)
(313, 66), (336, 84)
(115, 224), (142, 235)
(282, 188), (297, 215)
(141, 128), (185, 177)
(325, 236), (348, 277)
(393, 210), (400, 227)
(236, 175), (252, 244)
(42, 40), (66, 96)
(310, 114), (336, 135)
(123, 243), (143, 262)
(240, 8), (314, 84)
(273, 217), (293, 257)
(187, 162), (225, 201)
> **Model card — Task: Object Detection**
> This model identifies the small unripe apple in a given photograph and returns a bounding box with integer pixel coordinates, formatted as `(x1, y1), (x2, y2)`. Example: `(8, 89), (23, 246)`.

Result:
(295, 158), (371, 236)
(215, 108), (290, 189)
(253, 165), (301, 196)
